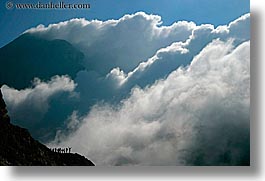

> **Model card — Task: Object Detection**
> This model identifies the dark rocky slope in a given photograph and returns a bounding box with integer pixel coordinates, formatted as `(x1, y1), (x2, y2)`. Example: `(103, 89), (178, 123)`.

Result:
(0, 90), (94, 166)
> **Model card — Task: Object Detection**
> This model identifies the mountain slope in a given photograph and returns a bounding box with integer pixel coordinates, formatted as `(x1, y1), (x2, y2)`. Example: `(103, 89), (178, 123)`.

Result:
(0, 90), (94, 166)
(0, 33), (84, 89)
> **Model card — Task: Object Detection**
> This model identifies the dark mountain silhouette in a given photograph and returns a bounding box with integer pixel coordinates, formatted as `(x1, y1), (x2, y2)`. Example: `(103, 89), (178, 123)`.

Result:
(0, 33), (84, 89)
(0, 90), (94, 166)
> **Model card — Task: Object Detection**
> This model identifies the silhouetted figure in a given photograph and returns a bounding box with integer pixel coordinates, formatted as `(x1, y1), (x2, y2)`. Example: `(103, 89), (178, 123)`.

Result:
(50, 147), (73, 154)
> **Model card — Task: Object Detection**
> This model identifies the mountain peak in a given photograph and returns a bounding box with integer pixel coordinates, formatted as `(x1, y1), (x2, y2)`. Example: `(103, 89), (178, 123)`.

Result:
(0, 33), (84, 89)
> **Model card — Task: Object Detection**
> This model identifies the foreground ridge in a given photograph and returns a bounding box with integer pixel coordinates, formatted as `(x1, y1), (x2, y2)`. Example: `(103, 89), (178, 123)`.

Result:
(0, 90), (94, 166)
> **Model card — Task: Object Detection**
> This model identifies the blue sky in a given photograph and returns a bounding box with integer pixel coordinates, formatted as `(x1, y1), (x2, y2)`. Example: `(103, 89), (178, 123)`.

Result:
(0, 0), (249, 48)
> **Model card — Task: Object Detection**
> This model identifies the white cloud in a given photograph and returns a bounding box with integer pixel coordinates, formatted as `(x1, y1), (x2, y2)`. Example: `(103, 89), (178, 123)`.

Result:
(106, 14), (250, 89)
(25, 12), (197, 73)
(22, 14), (250, 110)
(25, 13), (249, 81)
(50, 40), (250, 166)
(1, 75), (76, 123)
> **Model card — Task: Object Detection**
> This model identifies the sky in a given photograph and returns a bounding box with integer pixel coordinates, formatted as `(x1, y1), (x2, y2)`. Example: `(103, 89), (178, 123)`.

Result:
(0, 0), (250, 48)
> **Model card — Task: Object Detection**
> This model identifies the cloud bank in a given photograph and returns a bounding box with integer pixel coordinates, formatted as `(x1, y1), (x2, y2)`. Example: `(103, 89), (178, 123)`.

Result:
(26, 12), (249, 75)
(26, 12), (196, 74)
(50, 39), (250, 165)
(1, 12), (250, 165)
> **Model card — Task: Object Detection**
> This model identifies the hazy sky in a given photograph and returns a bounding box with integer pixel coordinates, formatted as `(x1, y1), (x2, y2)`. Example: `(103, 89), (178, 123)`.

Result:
(0, 0), (249, 48)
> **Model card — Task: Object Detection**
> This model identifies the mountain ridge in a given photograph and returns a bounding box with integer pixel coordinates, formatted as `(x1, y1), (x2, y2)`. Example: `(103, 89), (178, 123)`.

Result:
(0, 33), (84, 89)
(0, 89), (95, 166)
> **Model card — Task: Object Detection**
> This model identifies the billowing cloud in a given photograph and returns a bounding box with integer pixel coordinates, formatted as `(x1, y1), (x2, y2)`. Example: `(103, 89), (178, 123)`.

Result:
(26, 12), (197, 74)
(113, 13), (250, 89)
(1, 76), (77, 138)
(78, 13), (250, 110)
(50, 40), (250, 166)
(26, 12), (249, 76)
(22, 13), (250, 104)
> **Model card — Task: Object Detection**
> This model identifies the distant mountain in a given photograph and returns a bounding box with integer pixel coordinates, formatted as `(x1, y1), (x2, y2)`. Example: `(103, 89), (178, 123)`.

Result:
(0, 90), (94, 166)
(0, 33), (84, 89)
